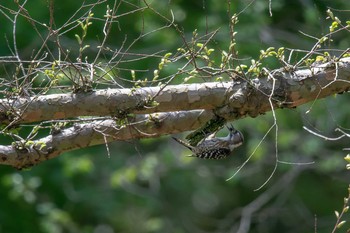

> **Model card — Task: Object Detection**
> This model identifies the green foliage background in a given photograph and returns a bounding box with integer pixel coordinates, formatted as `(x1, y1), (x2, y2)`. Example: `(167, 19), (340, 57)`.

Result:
(0, 0), (350, 232)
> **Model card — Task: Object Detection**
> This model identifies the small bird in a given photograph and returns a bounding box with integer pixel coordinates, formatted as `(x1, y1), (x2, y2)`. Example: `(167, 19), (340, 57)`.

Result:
(172, 124), (244, 159)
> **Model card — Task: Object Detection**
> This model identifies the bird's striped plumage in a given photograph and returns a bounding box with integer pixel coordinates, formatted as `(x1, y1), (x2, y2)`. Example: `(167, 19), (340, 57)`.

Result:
(172, 124), (244, 159)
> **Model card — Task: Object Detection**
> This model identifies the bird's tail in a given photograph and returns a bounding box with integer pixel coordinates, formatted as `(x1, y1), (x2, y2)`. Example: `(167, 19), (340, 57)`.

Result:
(172, 137), (193, 150)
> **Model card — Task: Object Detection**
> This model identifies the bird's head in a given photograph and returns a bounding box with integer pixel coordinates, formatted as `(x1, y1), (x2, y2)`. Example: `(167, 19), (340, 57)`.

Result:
(227, 124), (244, 148)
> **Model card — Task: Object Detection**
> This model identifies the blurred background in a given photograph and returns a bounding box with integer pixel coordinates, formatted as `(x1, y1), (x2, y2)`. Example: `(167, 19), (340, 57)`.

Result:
(0, 0), (350, 232)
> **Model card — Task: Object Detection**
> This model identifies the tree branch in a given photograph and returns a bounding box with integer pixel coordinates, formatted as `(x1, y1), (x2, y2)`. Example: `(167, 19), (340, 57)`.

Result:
(1, 58), (349, 124)
(0, 110), (213, 169)
(1, 58), (350, 168)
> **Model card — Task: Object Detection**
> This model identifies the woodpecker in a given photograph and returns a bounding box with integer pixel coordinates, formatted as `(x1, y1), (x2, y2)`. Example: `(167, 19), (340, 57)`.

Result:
(172, 124), (244, 159)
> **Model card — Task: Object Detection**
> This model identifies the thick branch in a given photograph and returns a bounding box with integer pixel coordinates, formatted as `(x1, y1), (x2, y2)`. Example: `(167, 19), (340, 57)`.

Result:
(1, 58), (349, 124)
(0, 82), (229, 124)
(0, 110), (213, 169)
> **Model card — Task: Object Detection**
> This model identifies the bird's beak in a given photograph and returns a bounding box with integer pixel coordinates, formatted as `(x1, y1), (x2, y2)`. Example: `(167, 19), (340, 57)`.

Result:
(227, 124), (236, 132)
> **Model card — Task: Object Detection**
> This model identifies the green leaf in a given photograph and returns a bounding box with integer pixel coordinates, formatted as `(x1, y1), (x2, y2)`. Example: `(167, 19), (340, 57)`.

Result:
(336, 220), (346, 229)
(344, 154), (350, 163)
(75, 34), (82, 44)
(335, 210), (340, 218)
